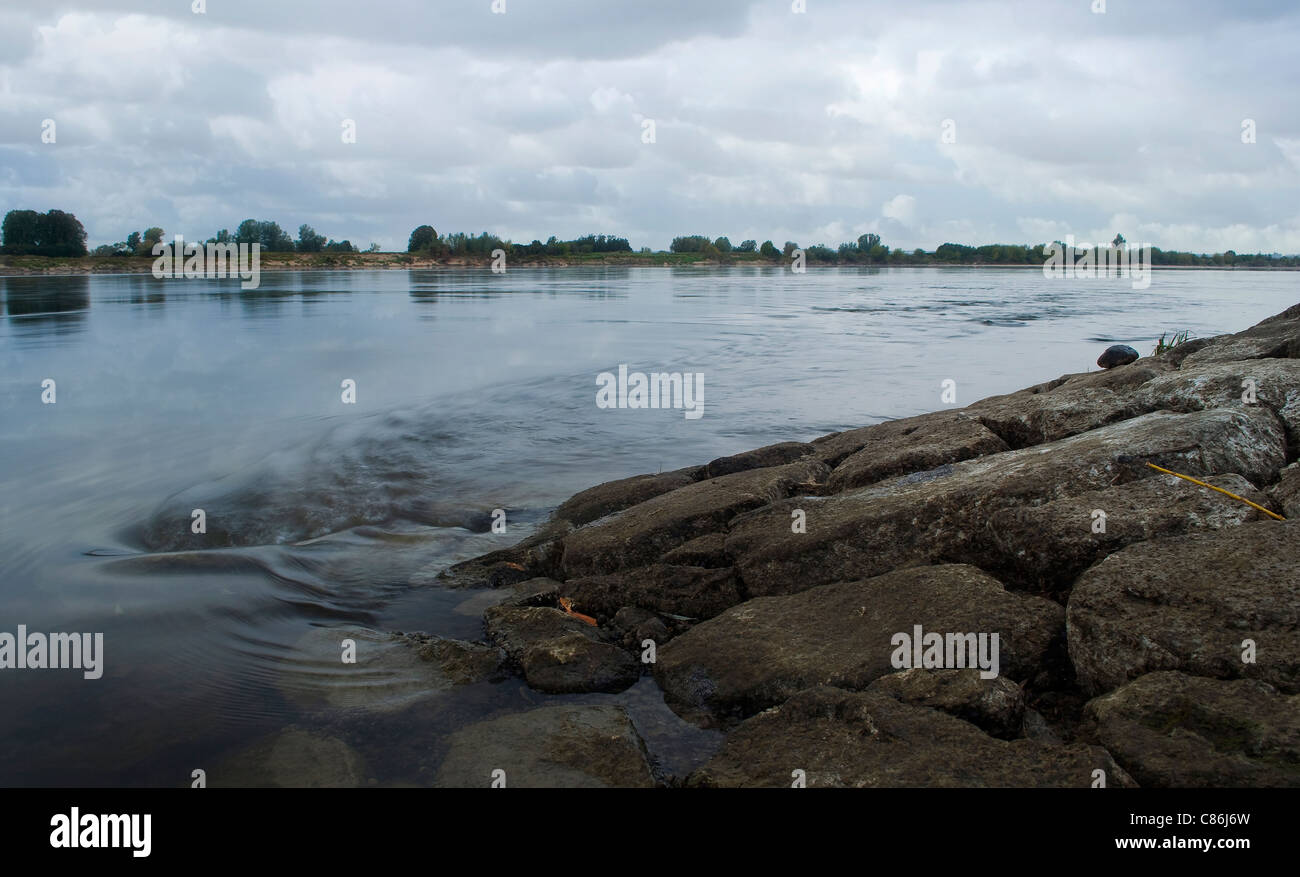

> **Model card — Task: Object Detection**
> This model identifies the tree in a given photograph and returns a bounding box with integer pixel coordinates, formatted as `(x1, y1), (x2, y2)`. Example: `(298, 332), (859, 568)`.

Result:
(713, 236), (733, 253)
(297, 224), (327, 252)
(0, 209), (88, 257)
(737, 239), (757, 253)
(670, 235), (710, 253)
(1112, 233), (1126, 248)
(1, 210), (40, 254)
(258, 221), (293, 252)
(235, 219), (260, 245)
(759, 240), (779, 259)
(138, 227), (165, 255)
(857, 233), (881, 254)
(126, 231), (142, 252)
(408, 225), (438, 252)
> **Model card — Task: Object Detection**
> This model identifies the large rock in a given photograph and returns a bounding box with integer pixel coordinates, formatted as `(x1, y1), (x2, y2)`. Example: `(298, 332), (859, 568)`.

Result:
(965, 361), (1172, 449)
(1181, 304), (1300, 365)
(1134, 358), (1300, 457)
(705, 442), (813, 477)
(435, 518), (572, 588)
(654, 564), (1063, 722)
(825, 413), (1008, 493)
(866, 668), (1026, 739)
(277, 626), (502, 713)
(810, 410), (996, 468)
(1067, 519), (1300, 696)
(484, 605), (638, 694)
(983, 472), (1270, 594)
(726, 407), (1287, 598)
(553, 466), (703, 526)
(686, 686), (1134, 788)
(1084, 672), (1300, 787)
(213, 728), (367, 788)
(561, 458), (828, 577)
(436, 704), (656, 788)
(1271, 462), (1300, 519)
(560, 564), (744, 622)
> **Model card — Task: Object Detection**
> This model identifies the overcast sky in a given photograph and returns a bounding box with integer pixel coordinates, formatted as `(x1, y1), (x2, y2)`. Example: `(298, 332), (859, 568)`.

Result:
(2, 0), (1298, 253)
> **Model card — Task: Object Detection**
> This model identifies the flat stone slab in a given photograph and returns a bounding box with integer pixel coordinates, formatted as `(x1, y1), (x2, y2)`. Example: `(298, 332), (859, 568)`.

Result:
(654, 564), (1063, 722)
(1067, 519), (1300, 696)
(561, 458), (828, 578)
(436, 704), (656, 788)
(1084, 671), (1300, 787)
(726, 407), (1287, 598)
(686, 686), (1134, 788)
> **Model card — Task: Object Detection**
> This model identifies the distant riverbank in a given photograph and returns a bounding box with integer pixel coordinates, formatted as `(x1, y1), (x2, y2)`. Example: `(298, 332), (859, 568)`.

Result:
(4, 251), (1300, 277)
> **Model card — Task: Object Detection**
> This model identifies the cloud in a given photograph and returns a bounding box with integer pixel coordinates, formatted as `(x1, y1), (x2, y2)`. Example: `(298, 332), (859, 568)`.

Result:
(882, 194), (917, 226)
(1, 1), (1298, 253)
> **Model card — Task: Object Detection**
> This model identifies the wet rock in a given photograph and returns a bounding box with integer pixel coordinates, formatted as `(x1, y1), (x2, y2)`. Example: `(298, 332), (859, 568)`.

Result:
(613, 606), (671, 650)
(553, 466), (703, 526)
(984, 472), (1269, 595)
(401, 634), (506, 685)
(484, 605), (637, 694)
(1133, 358), (1300, 457)
(1151, 336), (1215, 367)
(1182, 305), (1300, 366)
(686, 686), (1133, 788)
(866, 668), (1026, 739)
(1067, 519), (1300, 696)
(654, 564), (1062, 722)
(520, 633), (640, 694)
(434, 518), (572, 588)
(561, 458), (828, 577)
(660, 532), (730, 567)
(1084, 671), (1300, 787)
(560, 564), (744, 621)
(1097, 344), (1139, 369)
(726, 407), (1287, 598)
(436, 704), (656, 788)
(966, 362), (1171, 449)
(705, 442), (813, 477)
(213, 728), (367, 788)
(498, 576), (564, 607)
(825, 414), (1008, 493)
(1270, 462), (1300, 519)
(1022, 708), (1063, 745)
(278, 626), (500, 713)
(1134, 358), (1300, 413)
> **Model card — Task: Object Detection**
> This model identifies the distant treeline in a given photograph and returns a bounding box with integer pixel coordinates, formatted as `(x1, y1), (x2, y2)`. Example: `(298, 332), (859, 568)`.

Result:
(4, 208), (1298, 268)
(405, 225), (1300, 267)
(0, 210), (369, 257)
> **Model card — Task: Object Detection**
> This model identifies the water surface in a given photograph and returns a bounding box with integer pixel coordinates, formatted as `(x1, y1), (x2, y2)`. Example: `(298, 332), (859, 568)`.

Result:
(1, 266), (1295, 785)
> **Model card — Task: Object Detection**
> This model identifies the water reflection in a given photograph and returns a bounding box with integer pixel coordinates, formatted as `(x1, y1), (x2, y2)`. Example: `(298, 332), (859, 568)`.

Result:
(1, 275), (91, 339)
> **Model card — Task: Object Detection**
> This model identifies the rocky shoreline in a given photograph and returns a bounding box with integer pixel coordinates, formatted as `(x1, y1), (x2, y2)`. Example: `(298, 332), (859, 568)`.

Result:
(404, 303), (1300, 787)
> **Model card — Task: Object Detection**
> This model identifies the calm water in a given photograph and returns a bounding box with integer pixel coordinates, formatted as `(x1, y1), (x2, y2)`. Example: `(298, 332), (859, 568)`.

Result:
(1, 266), (1296, 785)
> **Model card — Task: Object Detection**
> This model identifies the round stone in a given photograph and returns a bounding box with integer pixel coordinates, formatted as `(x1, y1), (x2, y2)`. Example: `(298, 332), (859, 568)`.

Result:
(1097, 344), (1139, 369)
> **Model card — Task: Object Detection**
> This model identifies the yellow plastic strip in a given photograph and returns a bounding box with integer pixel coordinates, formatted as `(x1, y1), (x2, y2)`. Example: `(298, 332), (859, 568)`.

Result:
(1145, 462), (1286, 521)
